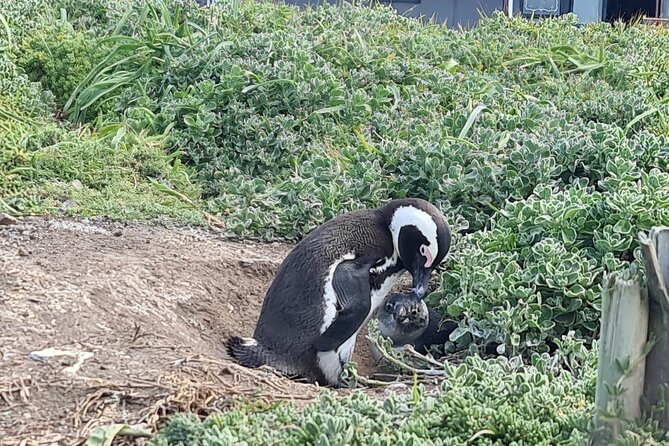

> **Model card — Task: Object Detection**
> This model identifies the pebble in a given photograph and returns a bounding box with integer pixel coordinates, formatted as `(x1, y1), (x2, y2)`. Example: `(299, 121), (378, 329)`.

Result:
(0, 213), (18, 226)
(112, 228), (123, 237)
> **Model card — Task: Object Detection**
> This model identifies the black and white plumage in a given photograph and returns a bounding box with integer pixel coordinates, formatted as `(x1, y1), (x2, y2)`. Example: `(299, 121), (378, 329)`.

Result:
(225, 198), (451, 387)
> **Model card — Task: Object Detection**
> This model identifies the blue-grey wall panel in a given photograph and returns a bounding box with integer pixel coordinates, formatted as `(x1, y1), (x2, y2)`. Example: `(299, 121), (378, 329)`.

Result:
(511, 0), (606, 23)
(278, 0), (505, 28)
(572, 0), (603, 22)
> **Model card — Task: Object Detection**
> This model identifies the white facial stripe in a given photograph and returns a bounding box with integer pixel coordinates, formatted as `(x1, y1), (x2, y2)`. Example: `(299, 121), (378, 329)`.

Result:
(389, 205), (439, 262)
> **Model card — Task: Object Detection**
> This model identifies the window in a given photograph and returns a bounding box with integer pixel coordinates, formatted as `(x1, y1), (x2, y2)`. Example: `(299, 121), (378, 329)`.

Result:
(521, 0), (573, 16)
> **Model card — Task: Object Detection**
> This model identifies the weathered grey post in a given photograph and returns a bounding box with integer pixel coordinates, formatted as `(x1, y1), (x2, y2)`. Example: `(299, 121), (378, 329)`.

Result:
(591, 226), (669, 445)
(591, 267), (648, 444)
(638, 227), (669, 429)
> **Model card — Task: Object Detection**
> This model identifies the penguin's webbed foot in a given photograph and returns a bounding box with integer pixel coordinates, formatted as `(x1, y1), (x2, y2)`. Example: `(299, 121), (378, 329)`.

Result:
(330, 379), (350, 389)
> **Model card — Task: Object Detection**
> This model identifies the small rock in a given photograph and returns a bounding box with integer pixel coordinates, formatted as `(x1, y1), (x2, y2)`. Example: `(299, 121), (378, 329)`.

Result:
(60, 200), (73, 212)
(112, 228), (123, 237)
(71, 179), (83, 190)
(18, 248), (29, 257)
(0, 213), (18, 226)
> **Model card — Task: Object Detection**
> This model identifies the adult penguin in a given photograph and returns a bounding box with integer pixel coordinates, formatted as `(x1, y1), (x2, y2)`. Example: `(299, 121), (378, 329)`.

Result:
(225, 197), (451, 387)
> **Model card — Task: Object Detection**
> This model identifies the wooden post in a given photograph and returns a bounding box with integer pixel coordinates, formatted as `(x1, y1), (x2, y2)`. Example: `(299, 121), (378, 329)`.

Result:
(639, 227), (669, 429)
(591, 270), (649, 445)
(591, 226), (669, 445)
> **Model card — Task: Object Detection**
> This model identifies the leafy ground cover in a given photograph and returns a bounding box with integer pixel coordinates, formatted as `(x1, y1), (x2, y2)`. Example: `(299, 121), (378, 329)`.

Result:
(2, 0), (669, 443)
(0, 0), (205, 224)
(151, 353), (599, 446)
(148, 346), (669, 446)
(4, 0), (669, 360)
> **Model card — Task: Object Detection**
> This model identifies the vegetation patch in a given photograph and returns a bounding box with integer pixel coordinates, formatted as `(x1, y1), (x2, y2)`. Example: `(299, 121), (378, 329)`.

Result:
(150, 353), (598, 446)
(4, 0), (669, 359)
(0, 1), (204, 222)
(3, 0), (669, 443)
(148, 345), (669, 446)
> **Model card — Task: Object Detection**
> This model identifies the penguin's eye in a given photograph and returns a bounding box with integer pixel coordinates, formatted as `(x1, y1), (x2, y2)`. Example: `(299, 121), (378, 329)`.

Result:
(420, 245), (427, 256)
(385, 302), (394, 312)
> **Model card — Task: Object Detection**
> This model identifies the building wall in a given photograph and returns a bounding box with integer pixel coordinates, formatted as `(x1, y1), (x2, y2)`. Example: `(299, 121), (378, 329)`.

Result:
(509, 0), (604, 23)
(279, 0), (505, 28)
(572, 0), (603, 23)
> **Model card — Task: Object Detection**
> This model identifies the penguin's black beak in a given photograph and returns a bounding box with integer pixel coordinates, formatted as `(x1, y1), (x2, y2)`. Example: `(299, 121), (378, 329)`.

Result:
(410, 266), (431, 300)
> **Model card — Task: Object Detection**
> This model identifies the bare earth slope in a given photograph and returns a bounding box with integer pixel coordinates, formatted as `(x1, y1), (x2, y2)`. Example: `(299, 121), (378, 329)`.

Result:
(0, 217), (388, 446)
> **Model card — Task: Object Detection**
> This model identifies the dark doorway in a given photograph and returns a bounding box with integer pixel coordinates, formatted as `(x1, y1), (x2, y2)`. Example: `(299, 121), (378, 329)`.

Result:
(604, 0), (658, 22)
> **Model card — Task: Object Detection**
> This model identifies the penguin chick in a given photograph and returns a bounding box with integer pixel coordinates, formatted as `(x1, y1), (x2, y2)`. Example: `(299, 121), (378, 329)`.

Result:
(225, 198), (452, 387)
(376, 292), (430, 348)
(372, 292), (459, 362)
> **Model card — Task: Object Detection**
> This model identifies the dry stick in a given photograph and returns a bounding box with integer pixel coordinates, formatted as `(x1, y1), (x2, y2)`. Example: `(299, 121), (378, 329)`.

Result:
(368, 334), (447, 377)
(403, 345), (448, 369)
(347, 367), (395, 387)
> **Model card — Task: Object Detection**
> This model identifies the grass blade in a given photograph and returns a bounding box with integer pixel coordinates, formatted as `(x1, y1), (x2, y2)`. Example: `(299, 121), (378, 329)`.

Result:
(0, 12), (13, 47)
(458, 104), (489, 139)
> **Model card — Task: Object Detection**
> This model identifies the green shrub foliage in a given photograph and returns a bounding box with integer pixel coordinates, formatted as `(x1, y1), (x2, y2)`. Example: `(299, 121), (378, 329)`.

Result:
(150, 354), (598, 446)
(0, 0), (204, 221)
(145, 347), (669, 445)
(3, 0), (669, 360)
(5, 1), (669, 443)
(17, 22), (107, 107)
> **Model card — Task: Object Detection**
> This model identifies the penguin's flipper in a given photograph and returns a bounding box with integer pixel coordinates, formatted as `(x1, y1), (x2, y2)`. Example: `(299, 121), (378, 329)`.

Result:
(314, 260), (371, 352)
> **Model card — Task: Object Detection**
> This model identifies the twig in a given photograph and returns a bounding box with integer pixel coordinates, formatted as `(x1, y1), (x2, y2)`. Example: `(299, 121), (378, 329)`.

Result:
(346, 367), (396, 387)
(368, 331), (447, 377)
(404, 345), (448, 369)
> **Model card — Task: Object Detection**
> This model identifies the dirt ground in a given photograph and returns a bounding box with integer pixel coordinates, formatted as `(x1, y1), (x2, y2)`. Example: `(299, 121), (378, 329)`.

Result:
(0, 216), (419, 446)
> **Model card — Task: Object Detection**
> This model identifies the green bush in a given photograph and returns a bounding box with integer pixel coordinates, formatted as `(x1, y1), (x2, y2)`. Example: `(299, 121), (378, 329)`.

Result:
(58, 0), (669, 356)
(0, 0), (136, 39)
(434, 163), (669, 354)
(144, 342), (669, 445)
(0, 2), (203, 221)
(0, 58), (55, 118)
(17, 23), (107, 107)
(150, 352), (598, 446)
(4, 0), (669, 357)
(0, 114), (204, 221)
